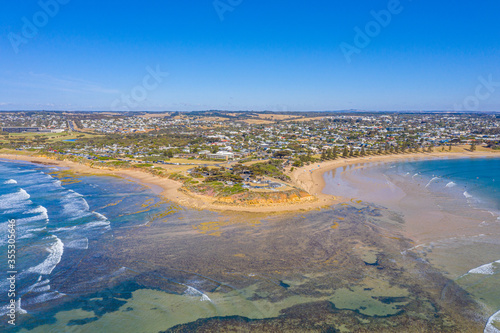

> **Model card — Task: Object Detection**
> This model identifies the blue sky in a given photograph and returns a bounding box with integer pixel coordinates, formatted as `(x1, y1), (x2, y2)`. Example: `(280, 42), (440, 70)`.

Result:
(1, 0), (499, 111)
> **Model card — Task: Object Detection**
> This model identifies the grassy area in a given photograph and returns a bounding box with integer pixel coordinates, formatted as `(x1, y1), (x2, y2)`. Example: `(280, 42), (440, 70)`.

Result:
(168, 158), (221, 165)
(186, 181), (248, 197)
(0, 131), (100, 144)
(0, 148), (36, 155)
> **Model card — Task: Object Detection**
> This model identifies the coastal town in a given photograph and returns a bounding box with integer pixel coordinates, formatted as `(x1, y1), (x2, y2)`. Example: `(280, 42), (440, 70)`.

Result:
(1, 110), (499, 209)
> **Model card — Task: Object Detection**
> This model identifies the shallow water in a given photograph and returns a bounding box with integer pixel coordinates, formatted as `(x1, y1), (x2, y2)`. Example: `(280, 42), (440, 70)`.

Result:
(323, 156), (500, 332)
(0, 159), (493, 332)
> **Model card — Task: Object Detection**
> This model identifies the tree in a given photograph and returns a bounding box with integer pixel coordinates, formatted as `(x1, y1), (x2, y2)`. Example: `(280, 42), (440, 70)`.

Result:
(327, 148), (333, 160)
(342, 146), (349, 158)
(273, 150), (291, 159)
(333, 146), (338, 159)
(470, 142), (476, 151)
(361, 146), (366, 156)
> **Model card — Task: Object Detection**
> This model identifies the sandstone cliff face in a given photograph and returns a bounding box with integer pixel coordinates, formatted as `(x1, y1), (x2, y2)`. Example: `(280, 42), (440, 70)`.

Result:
(214, 189), (315, 206)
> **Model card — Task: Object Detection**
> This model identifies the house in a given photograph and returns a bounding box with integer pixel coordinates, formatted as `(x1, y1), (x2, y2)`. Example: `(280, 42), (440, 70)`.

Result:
(207, 151), (235, 160)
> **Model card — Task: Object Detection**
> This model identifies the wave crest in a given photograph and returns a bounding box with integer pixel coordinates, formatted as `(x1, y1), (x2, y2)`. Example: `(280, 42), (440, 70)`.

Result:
(27, 236), (64, 275)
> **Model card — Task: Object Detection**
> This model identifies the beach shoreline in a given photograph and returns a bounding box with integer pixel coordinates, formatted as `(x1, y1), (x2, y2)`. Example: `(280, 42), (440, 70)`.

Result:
(1, 150), (499, 214)
(3, 151), (499, 332)
(0, 153), (335, 213)
(290, 150), (500, 205)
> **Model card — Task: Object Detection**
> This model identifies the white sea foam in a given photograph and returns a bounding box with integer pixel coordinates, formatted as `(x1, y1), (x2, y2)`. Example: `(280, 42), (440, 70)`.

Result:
(23, 278), (51, 294)
(17, 208), (49, 224)
(84, 221), (110, 229)
(17, 298), (27, 314)
(17, 215), (45, 224)
(93, 212), (108, 220)
(67, 189), (83, 197)
(27, 236), (64, 275)
(62, 192), (91, 220)
(25, 291), (65, 306)
(84, 267), (129, 285)
(66, 238), (89, 250)
(184, 286), (213, 302)
(27, 227), (47, 232)
(31, 283), (51, 293)
(485, 310), (500, 333)
(412, 173), (419, 179)
(0, 189), (31, 210)
(0, 297), (27, 316)
(3, 179), (17, 184)
(445, 181), (456, 188)
(27, 205), (49, 218)
(464, 191), (473, 199)
(425, 176), (440, 188)
(18, 233), (35, 240)
(467, 260), (500, 275)
(52, 226), (77, 232)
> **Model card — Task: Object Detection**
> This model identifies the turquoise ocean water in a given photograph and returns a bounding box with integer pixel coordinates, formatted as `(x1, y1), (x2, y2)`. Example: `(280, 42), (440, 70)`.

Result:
(324, 156), (500, 332)
(1, 157), (500, 332)
(0, 159), (176, 329)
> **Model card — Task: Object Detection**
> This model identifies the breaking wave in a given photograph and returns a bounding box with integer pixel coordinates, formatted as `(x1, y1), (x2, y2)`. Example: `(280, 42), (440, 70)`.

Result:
(425, 176), (440, 188)
(463, 191), (473, 199)
(0, 189), (31, 210)
(485, 310), (500, 333)
(66, 238), (89, 250)
(184, 286), (213, 303)
(465, 260), (500, 276)
(27, 236), (64, 275)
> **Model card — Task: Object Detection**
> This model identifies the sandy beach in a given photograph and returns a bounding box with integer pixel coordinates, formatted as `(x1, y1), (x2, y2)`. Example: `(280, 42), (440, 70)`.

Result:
(0, 153), (334, 213)
(290, 150), (500, 205)
(1, 150), (498, 214)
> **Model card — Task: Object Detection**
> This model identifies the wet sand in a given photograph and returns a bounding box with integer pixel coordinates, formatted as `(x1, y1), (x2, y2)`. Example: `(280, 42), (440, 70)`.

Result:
(319, 155), (500, 326)
(321, 157), (499, 243)
(290, 151), (500, 208)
